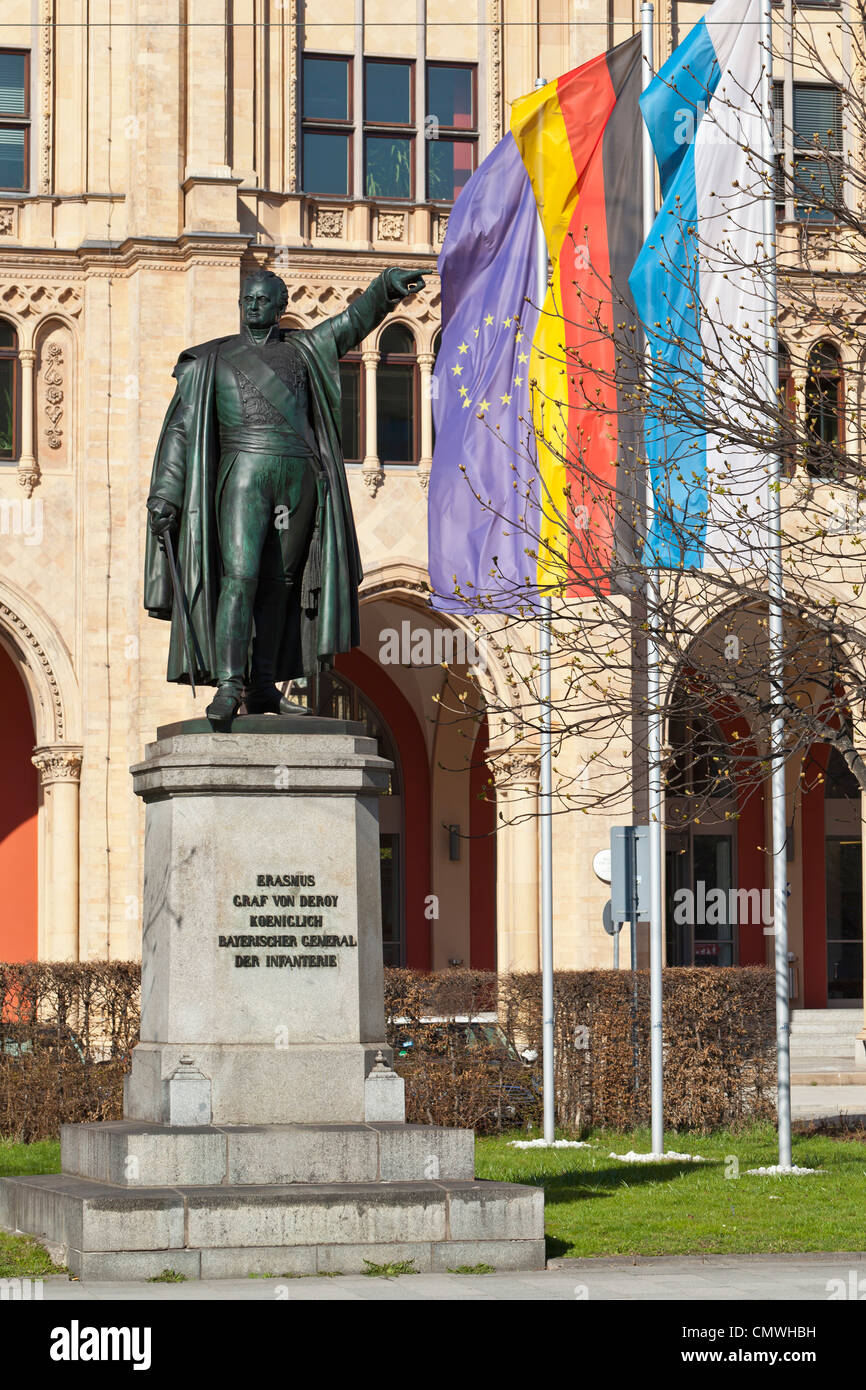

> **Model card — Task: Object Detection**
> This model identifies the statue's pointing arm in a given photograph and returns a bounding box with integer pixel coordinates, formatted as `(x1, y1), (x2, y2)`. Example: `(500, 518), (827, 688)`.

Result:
(319, 268), (427, 358)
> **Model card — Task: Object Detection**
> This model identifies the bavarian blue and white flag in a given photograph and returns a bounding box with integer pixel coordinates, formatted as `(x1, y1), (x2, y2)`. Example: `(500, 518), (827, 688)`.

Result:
(629, 0), (771, 569)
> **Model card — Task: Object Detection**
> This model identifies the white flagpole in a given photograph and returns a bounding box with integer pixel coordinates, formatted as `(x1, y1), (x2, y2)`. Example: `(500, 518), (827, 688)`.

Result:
(534, 74), (556, 1147)
(640, 2), (664, 1157)
(759, 0), (792, 1169)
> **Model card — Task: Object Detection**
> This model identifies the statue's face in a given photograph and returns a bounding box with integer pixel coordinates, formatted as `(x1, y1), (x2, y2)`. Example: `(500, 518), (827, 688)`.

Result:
(240, 277), (284, 331)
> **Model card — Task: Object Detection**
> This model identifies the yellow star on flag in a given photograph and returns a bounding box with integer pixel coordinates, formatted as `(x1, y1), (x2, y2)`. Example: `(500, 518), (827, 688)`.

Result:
(484, 314), (494, 326)
(500, 392), (512, 405)
(462, 397), (472, 409)
(518, 351), (528, 364)
(451, 364), (462, 376)
(458, 385), (468, 397)
(514, 375), (523, 387)
(503, 317), (512, 328)
(478, 399), (490, 413)
(458, 341), (469, 354)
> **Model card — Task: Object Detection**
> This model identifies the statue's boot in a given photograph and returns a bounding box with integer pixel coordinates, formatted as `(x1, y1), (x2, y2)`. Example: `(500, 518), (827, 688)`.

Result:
(245, 579), (311, 717)
(206, 577), (255, 728)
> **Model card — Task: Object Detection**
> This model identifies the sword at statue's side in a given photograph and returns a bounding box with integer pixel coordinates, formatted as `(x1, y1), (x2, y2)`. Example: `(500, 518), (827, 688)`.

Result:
(162, 530), (198, 700)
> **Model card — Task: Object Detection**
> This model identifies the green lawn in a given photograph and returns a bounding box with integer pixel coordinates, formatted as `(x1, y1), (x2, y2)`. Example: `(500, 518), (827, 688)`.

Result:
(1, 1129), (865, 1268)
(476, 1124), (866, 1258)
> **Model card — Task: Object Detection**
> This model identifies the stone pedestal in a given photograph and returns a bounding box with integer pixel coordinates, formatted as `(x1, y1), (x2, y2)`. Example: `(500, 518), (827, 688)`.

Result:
(0, 718), (545, 1278)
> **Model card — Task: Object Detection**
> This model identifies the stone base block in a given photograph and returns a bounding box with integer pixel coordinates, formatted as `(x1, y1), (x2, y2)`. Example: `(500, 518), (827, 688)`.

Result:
(60, 1120), (475, 1187)
(0, 1174), (545, 1279)
(124, 1042), (393, 1125)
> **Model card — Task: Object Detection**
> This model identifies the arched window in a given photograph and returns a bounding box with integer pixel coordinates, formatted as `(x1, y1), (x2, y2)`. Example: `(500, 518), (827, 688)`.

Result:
(0, 319), (19, 461)
(431, 330), (442, 449)
(377, 323), (418, 464)
(805, 340), (843, 475)
(777, 340), (795, 476)
(667, 712), (733, 800)
(339, 350), (363, 464)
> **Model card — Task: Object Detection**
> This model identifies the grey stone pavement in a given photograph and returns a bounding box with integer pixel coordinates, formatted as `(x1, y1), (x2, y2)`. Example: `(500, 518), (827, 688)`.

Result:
(24, 1252), (866, 1300)
(792, 1083), (866, 1122)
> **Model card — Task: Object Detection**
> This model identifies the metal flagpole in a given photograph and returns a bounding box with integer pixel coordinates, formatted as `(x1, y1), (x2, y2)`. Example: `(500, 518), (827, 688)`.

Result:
(534, 74), (556, 1147)
(640, 2), (664, 1157)
(759, 0), (792, 1169)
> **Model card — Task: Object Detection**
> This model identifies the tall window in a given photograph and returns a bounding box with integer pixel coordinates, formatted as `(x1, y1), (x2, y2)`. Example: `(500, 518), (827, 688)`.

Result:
(426, 64), (477, 201)
(365, 59), (415, 199)
(377, 324), (418, 464)
(0, 51), (29, 191)
(805, 340), (843, 475)
(774, 82), (842, 222)
(301, 54), (352, 197)
(0, 319), (19, 461)
(339, 351), (363, 463)
(301, 53), (477, 203)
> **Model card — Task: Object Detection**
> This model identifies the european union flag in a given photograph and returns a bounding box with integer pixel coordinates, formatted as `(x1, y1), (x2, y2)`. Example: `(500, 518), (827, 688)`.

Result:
(428, 133), (543, 613)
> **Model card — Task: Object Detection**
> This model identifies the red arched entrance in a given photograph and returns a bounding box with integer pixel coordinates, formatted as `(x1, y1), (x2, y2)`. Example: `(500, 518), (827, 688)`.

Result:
(335, 647), (432, 969)
(0, 642), (38, 959)
(470, 715), (496, 970)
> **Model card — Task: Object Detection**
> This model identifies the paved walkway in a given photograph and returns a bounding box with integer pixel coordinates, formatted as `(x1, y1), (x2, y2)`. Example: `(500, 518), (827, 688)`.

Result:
(791, 1083), (866, 1122)
(21, 1252), (866, 1300)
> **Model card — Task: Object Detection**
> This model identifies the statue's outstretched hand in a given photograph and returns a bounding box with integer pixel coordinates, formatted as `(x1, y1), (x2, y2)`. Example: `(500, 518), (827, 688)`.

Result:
(387, 268), (426, 299)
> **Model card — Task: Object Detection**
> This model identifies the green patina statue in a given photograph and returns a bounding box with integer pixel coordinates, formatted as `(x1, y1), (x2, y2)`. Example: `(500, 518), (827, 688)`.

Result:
(144, 266), (425, 724)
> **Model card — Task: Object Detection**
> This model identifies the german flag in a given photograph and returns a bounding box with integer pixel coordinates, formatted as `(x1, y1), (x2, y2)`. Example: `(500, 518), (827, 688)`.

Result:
(510, 36), (643, 594)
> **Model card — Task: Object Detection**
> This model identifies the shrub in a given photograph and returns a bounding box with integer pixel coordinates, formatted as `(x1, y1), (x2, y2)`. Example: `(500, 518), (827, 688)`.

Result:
(0, 961), (775, 1139)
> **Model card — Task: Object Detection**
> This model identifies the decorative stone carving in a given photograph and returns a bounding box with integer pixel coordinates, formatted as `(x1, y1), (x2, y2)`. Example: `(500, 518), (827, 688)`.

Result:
(0, 283), (82, 319)
(43, 344), (64, 449)
(287, 0), (298, 192)
(36, 322), (72, 469)
(0, 603), (65, 739)
(435, 213), (450, 245)
(378, 213), (405, 242)
(361, 467), (384, 497)
(488, 0), (503, 145)
(417, 467), (430, 493)
(40, 0), (54, 194)
(0, 208), (15, 237)
(32, 745), (83, 787)
(490, 752), (541, 789)
(316, 208), (344, 239)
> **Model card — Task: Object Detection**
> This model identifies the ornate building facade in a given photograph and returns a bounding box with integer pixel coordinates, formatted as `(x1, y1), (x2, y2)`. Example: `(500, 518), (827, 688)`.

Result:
(0, 2), (863, 1049)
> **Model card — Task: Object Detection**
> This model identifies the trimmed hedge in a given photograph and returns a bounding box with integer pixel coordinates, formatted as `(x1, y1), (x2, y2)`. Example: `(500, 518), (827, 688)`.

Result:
(0, 961), (776, 1140)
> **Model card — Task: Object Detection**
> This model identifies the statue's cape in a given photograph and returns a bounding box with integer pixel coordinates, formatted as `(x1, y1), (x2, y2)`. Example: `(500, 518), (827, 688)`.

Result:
(143, 324), (364, 687)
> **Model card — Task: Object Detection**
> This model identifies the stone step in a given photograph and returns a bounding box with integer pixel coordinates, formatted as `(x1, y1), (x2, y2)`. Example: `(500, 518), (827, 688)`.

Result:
(0, 1173), (545, 1281)
(792, 1068), (866, 1085)
(60, 1120), (475, 1188)
(790, 1039), (862, 1057)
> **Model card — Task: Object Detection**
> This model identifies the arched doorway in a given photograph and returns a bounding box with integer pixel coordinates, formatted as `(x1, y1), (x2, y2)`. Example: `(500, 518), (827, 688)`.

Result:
(0, 640), (37, 959)
(317, 668), (407, 966)
(802, 743), (863, 1007)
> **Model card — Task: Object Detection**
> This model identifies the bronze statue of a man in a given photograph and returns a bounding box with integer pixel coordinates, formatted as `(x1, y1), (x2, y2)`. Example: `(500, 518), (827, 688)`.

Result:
(144, 266), (424, 723)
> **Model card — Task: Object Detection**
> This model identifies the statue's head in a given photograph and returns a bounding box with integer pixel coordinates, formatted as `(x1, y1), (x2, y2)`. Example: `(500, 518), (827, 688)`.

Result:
(239, 269), (289, 332)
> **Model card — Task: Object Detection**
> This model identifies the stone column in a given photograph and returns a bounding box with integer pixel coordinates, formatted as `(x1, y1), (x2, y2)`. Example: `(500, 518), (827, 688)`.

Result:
(492, 753), (540, 973)
(361, 347), (383, 496)
(31, 745), (83, 961)
(417, 350), (435, 492)
(16, 348), (38, 497)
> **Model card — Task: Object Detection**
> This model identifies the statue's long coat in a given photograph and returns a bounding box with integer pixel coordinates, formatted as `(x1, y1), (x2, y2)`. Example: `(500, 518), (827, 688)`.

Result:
(144, 274), (397, 686)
